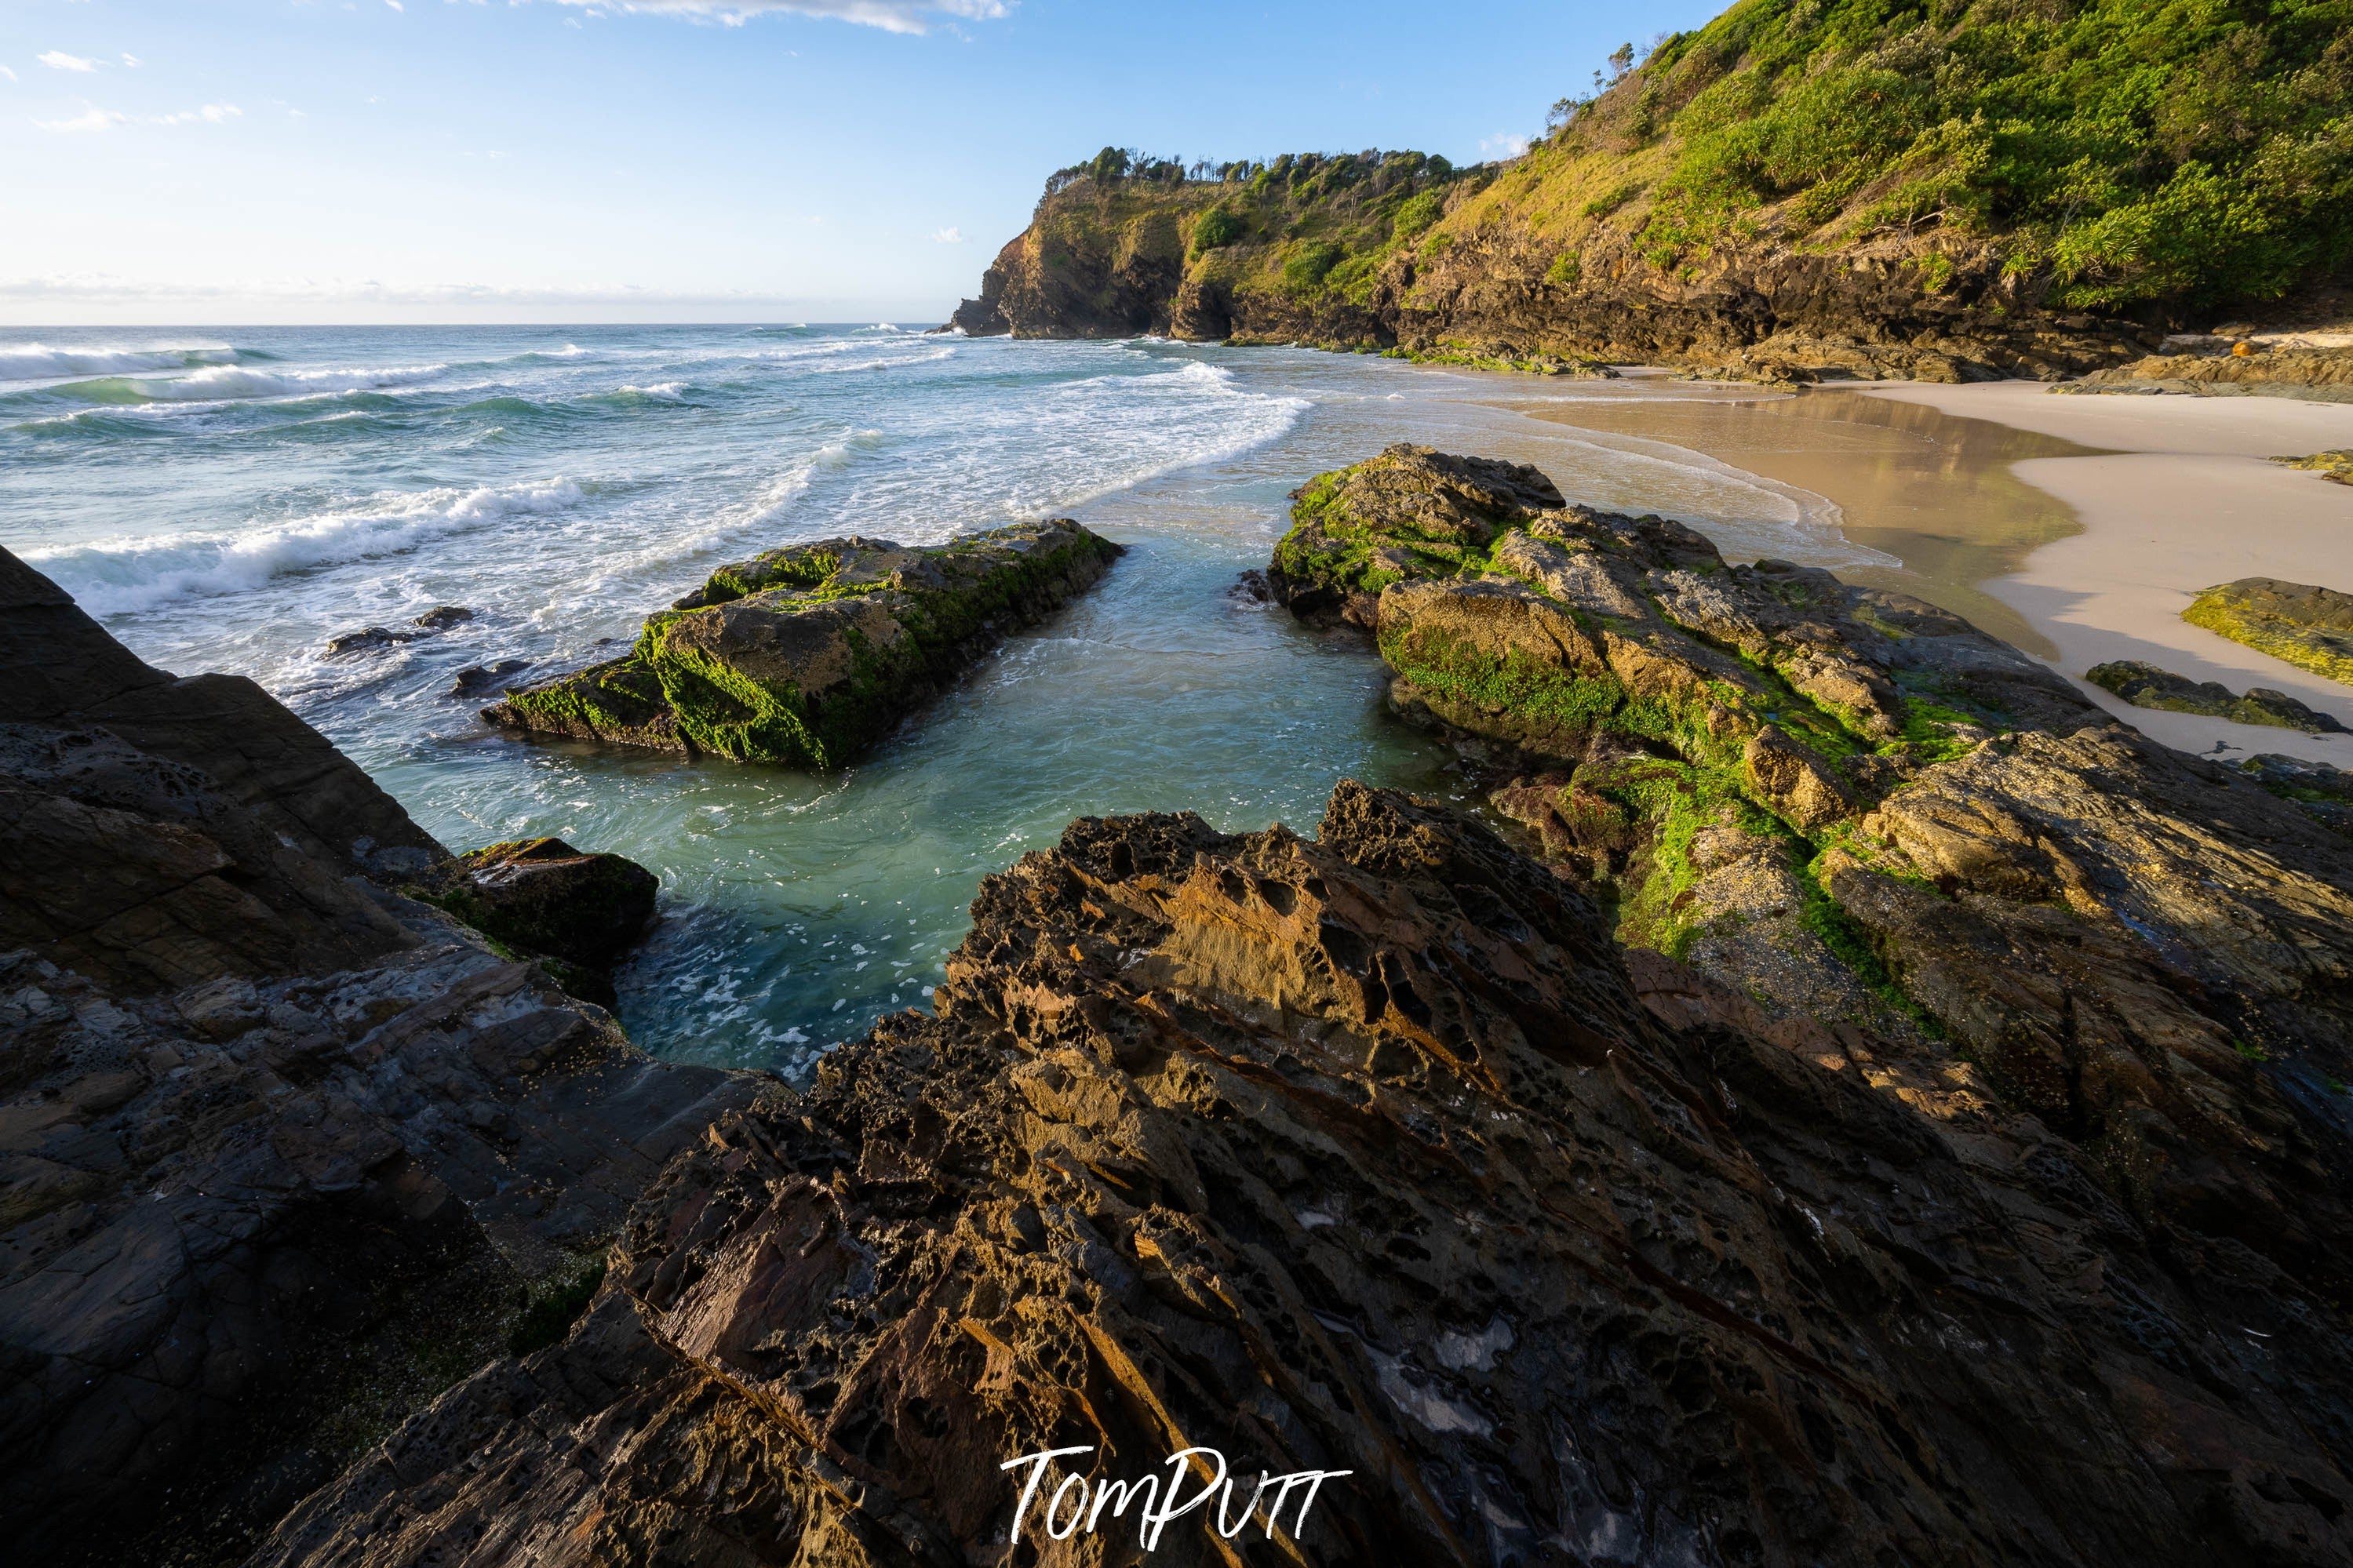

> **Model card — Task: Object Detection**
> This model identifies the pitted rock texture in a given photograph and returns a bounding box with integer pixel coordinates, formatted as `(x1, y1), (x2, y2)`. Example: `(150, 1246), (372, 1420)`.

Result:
(1268, 448), (2353, 1312)
(486, 521), (1123, 769)
(253, 784), (2353, 1567)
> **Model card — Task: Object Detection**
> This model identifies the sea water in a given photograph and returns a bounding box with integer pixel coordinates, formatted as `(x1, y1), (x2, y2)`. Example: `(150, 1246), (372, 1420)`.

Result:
(0, 325), (1878, 1073)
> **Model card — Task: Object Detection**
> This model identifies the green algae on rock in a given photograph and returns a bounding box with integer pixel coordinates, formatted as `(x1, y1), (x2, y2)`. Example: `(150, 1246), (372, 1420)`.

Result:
(2183, 576), (2353, 689)
(1264, 449), (2353, 1219)
(2277, 449), (2353, 483)
(485, 518), (1122, 767)
(2088, 658), (2347, 733)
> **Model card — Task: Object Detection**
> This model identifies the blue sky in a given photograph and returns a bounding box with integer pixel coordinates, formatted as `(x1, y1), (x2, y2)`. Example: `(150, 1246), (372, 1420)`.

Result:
(1, 0), (1727, 323)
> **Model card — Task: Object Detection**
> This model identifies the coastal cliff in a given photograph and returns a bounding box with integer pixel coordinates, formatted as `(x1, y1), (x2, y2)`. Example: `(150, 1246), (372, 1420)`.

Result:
(953, 1), (2353, 382)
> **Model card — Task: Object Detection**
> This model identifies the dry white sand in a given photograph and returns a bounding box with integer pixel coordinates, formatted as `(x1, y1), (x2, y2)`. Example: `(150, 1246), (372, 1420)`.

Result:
(1865, 382), (2353, 762)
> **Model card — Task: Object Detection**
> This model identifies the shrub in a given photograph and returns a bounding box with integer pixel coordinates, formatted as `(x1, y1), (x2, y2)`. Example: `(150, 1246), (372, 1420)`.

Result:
(1192, 206), (1244, 252)
(1284, 240), (1346, 291)
(1391, 191), (1445, 242)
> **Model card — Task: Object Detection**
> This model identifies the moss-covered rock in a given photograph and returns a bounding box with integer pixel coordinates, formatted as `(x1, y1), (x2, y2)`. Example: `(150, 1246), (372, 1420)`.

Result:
(486, 519), (1122, 767)
(2184, 577), (2353, 689)
(2277, 449), (2353, 484)
(2087, 657), (2346, 733)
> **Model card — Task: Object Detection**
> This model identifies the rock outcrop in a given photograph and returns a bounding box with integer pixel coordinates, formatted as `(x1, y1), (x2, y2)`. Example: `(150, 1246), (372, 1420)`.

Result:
(2279, 449), (2353, 484)
(2061, 346), (2353, 403)
(252, 782), (2353, 1567)
(2087, 658), (2346, 733)
(486, 521), (1123, 768)
(406, 837), (661, 1006)
(0, 548), (770, 1566)
(2184, 577), (2353, 689)
(1263, 449), (2353, 1302)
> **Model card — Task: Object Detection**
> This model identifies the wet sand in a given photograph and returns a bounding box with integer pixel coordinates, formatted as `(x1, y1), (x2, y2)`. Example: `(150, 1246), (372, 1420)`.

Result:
(1513, 376), (2353, 764)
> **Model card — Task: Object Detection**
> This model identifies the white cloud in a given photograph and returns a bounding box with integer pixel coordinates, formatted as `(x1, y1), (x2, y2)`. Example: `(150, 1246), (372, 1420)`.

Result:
(386, 0), (404, 9)
(0, 66), (16, 82)
(153, 103), (242, 126)
(35, 104), (126, 133)
(928, 226), (963, 243)
(536, 0), (1010, 35)
(38, 50), (100, 72)
(120, 53), (140, 67)
(1479, 130), (1531, 159)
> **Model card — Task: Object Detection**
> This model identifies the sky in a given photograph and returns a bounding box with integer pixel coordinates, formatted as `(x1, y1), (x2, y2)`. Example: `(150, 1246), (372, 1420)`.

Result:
(0, 0), (1729, 325)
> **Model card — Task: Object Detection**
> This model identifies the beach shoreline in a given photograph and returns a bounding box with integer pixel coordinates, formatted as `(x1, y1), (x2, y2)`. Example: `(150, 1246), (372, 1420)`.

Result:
(1511, 374), (2353, 764)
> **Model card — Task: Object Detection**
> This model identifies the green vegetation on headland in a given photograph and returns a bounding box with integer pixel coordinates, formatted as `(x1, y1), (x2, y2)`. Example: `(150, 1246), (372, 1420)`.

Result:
(958, 0), (2353, 378)
(486, 521), (1121, 768)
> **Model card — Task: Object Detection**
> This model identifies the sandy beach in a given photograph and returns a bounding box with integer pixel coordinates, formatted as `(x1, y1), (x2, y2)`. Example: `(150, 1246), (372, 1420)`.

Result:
(1520, 377), (2353, 764)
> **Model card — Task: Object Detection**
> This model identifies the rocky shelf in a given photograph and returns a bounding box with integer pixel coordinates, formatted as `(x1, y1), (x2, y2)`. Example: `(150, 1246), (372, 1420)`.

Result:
(484, 519), (1123, 768)
(2088, 658), (2347, 733)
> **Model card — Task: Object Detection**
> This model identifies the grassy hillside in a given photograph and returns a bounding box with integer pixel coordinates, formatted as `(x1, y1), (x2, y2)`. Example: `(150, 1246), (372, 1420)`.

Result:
(964, 0), (2353, 373)
(1472, 0), (2353, 313)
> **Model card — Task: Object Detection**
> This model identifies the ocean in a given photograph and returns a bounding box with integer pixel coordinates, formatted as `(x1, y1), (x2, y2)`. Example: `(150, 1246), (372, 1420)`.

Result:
(0, 324), (1882, 1073)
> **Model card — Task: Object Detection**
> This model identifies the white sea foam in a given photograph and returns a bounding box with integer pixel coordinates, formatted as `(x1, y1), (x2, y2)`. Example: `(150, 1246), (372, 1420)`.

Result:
(0, 342), (242, 382)
(114, 362), (452, 402)
(31, 476), (588, 614)
(810, 347), (955, 374)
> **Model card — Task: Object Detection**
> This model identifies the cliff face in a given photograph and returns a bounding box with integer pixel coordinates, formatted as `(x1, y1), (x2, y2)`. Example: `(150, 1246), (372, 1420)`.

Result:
(953, 2), (2352, 381)
(0, 548), (772, 1566)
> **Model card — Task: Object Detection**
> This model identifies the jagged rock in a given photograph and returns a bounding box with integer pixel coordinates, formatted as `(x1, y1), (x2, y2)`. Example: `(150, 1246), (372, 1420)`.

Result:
(1271, 450), (2353, 1307)
(410, 606), (475, 631)
(2063, 347), (2353, 402)
(445, 658), (531, 698)
(2184, 577), (2353, 688)
(2238, 751), (2353, 835)
(2087, 658), (2347, 732)
(486, 520), (1124, 768)
(253, 784), (2353, 1567)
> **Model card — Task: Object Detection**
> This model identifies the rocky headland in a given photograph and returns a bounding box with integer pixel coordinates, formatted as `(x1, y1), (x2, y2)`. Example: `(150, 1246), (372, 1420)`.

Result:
(950, 6), (2350, 387)
(487, 520), (1122, 768)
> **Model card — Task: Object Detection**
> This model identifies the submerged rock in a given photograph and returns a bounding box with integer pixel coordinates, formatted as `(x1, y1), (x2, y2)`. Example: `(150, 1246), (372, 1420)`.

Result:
(484, 519), (1123, 768)
(2184, 576), (2353, 687)
(445, 657), (532, 698)
(253, 784), (2353, 1567)
(322, 626), (420, 656)
(410, 605), (475, 630)
(2087, 657), (2347, 731)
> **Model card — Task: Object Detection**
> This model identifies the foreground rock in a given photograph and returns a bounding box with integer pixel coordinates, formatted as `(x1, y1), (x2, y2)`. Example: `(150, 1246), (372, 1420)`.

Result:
(255, 783), (2353, 1566)
(1265, 448), (2353, 1301)
(486, 520), (1123, 768)
(0, 548), (770, 1566)
(2184, 576), (2353, 688)
(407, 836), (660, 1005)
(2088, 657), (2347, 732)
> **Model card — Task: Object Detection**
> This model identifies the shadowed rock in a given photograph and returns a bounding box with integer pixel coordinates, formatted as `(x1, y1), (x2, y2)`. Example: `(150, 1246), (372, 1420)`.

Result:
(2087, 657), (2346, 732)
(250, 784), (2353, 1567)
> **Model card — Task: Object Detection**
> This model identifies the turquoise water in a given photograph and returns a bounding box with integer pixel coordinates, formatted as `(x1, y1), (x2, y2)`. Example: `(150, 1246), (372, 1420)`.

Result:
(0, 326), (1872, 1072)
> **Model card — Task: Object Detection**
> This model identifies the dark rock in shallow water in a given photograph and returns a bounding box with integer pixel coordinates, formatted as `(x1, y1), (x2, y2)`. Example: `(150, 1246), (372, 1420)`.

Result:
(484, 518), (1123, 768)
(322, 625), (419, 657)
(410, 605), (475, 630)
(409, 837), (658, 1006)
(2087, 657), (2347, 731)
(251, 783), (2353, 1567)
(446, 657), (532, 698)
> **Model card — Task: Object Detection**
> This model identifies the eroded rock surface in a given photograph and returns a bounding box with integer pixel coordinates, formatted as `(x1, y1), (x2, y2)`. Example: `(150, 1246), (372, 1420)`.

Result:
(486, 521), (1123, 768)
(254, 784), (2353, 1567)
(2087, 657), (2346, 732)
